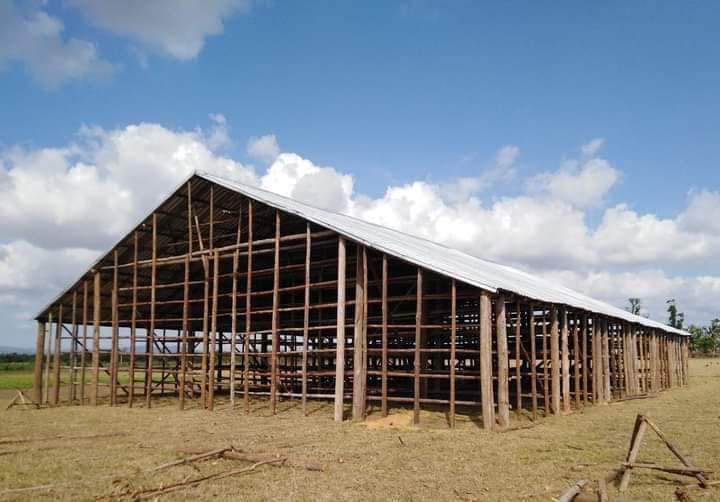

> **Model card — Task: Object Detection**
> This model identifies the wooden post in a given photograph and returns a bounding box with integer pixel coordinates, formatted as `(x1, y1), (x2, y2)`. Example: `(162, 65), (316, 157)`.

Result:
(550, 306), (561, 415)
(413, 268), (423, 425)
(542, 309), (549, 414)
(69, 291), (78, 403)
(208, 250), (219, 411)
(91, 270), (101, 406)
(129, 232), (138, 408)
(334, 237), (346, 422)
(449, 279), (457, 428)
(515, 301), (522, 417)
(529, 304), (537, 420)
(33, 320), (46, 404)
(480, 290), (495, 429)
(381, 254), (389, 417)
(180, 252), (189, 410)
(243, 200), (253, 413)
(572, 313), (580, 408)
(495, 294), (510, 428)
(301, 223), (311, 416)
(619, 414), (648, 491)
(146, 213), (157, 408)
(270, 210), (280, 415)
(110, 250), (119, 406)
(52, 304), (63, 406)
(352, 245), (368, 421)
(582, 315), (588, 405)
(560, 308), (570, 413)
(602, 320), (611, 402)
(43, 312), (52, 404)
(80, 281), (88, 404)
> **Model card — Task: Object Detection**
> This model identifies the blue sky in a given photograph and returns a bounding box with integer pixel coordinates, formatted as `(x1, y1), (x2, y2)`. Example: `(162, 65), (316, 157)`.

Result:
(0, 1), (719, 347)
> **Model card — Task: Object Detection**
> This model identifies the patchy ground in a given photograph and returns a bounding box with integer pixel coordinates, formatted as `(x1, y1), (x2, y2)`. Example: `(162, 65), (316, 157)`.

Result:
(1, 359), (719, 501)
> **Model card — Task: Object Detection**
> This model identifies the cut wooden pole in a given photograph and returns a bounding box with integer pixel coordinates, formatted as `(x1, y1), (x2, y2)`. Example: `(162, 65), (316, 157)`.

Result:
(495, 294), (510, 428)
(69, 291), (78, 403)
(449, 279), (457, 428)
(243, 200), (253, 414)
(146, 213), (157, 408)
(110, 250), (119, 406)
(80, 281), (88, 404)
(602, 320), (611, 402)
(270, 210), (280, 415)
(381, 254), (389, 417)
(644, 416), (709, 488)
(542, 309), (549, 414)
(352, 245), (368, 421)
(619, 414), (648, 491)
(550, 306), (561, 415)
(52, 304), (63, 405)
(208, 250), (219, 411)
(180, 252), (189, 410)
(413, 268), (423, 425)
(529, 304), (537, 420)
(333, 237), (346, 422)
(301, 223), (311, 416)
(129, 232), (138, 408)
(515, 301), (522, 416)
(33, 321), (46, 404)
(560, 307), (570, 413)
(91, 271), (101, 406)
(43, 312), (52, 404)
(573, 313), (580, 408)
(480, 290), (495, 429)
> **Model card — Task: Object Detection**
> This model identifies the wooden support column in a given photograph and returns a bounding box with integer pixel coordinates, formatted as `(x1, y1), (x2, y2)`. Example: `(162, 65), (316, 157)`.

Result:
(243, 200), (253, 413)
(80, 281), (88, 404)
(381, 255), (389, 417)
(495, 294), (510, 428)
(602, 320), (611, 402)
(541, 310), (549, 414)
(582, 315), (588, 405)
(33, 320), (46, 404)
(413, 268), (423, 425)
(91, 270), (101, 406)
(649, 332), (658, 393)
(179, 252), (189, 410)
(270, 210), (280, 415)
(514, 301), (522, 418)
(572, 314), (580, 408)
(129, 232), (138, 408)
(110, 250), (119, 406)
(449, 279), (457, 428)
(145, 213), (157, 408)
(480, 290), (495, 429)
(69, 291), (78, 403)
(352, 245), (368, 421)
(560, 308), (570, 413)
(301, 223), (311, 416)
(43, 313), (52, 404)
(52, 304), (63, 405)
(529, 304), (537, 420)
(208, 251), (219, 411)
(550, 306), (561, 415)
(333, 237), (347, 422)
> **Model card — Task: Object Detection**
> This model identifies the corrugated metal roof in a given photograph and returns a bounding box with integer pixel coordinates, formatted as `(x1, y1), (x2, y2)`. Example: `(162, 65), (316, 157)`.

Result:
(200, 171), (688, 336)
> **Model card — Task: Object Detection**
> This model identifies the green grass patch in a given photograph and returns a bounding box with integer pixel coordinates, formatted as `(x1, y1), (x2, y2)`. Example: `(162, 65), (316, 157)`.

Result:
(0, 370), (34, 390)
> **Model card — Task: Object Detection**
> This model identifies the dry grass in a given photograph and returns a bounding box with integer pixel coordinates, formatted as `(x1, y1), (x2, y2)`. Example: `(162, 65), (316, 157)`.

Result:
(1, 359), (719, 501)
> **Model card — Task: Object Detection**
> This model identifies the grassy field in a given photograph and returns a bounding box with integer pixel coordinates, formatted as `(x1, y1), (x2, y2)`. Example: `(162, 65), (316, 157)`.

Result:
(1, 359), (719, 501)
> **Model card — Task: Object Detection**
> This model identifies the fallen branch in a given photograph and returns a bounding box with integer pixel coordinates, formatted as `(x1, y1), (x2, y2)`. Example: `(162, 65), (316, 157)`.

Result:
(557, 479), (587, 502)
(622, 462), (712, 477)
(128, 458), (285, 500)
(149, 447), (231, 473)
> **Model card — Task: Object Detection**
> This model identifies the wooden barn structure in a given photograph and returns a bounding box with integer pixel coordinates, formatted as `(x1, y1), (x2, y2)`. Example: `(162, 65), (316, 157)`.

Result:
(32, 172), (690, 429)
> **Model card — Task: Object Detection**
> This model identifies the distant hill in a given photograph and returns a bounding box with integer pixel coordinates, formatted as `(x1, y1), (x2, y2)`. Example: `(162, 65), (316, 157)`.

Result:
(0, 346), (34, 355)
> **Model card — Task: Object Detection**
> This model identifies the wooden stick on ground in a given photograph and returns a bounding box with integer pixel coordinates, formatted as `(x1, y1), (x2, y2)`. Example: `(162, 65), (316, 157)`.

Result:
(557, 479), (587, 502)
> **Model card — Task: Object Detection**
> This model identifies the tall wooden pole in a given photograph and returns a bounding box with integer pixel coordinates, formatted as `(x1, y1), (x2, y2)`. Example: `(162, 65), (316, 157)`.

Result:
(550, 306), (561, 415)
(333, 237), (347, 422)
(145, 213), (157, 408)
(33, 321), (46, 404)
(413, 268), (423, 425)
(91, 271), (101, 406)
(561, 308), (570, 413)
(208, 250), (219, 410)
(529, 304), (537, 420)
(515, 301), (522, 417)
(495, 294), (510, 428)
(110, 250), (119, 405)
(449, 279), (457, 428)
(480, 290), (495, 429)
(69, 291), (78, 403)
(352, 245), (368, 421)
(52, 304), (63, 405)
(243, 200), (253, 413)
(301, 223), (311, 416)
(381, 254), (389, 417)
(270, 210), (280, 415)
(80, 281), (88, 404)
(129, 232), (138, 408)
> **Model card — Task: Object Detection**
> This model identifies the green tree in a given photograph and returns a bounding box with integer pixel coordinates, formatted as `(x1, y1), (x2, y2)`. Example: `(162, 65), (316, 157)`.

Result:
(666, 299), (685, 329)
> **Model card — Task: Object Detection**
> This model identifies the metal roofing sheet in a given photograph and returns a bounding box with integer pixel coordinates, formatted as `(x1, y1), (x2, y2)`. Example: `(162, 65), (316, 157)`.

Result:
(200, 171), (688, 336)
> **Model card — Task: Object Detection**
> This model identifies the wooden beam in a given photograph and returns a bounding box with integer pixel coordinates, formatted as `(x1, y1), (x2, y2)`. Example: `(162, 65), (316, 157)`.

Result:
(573, 313), (580, 408)
(208, 250), (219, 411)
(550, 306), (561, 415)
(413, 268), (423, 425)
(180, 252), (189, 410)
(110, 249), (119, 406)
(352, 245), (368, 421)
(529, 303), (537, 420)
(561, 308), (570, 413)
(480, 290), (495, 429)
(301, 223), (311, 416)
(270, 210), (280, 415)
(243, 200), (253, 414)
(603, 320), (611, 402)
(91, 271), (101, 406)
(33, 321), (46, 404)
(80, 281), (88, 404)
(145, 213), (157, 408)
(495, 294), (510, 428)
(449, 279), (457, 428)
(514, 300), (522, 417)
(582, 315), (588, 405)
(52, 304), (63, 405)
(43, 312), (52, 404)
(334, 237), (347, 422)
(129, 232), (138, 408)
(69, 291), (78, 403)
(381, 254), (389, 418)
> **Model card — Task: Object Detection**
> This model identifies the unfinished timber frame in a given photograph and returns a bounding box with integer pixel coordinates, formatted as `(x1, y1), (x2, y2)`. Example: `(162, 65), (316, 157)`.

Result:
(32, 173), (690, 429)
